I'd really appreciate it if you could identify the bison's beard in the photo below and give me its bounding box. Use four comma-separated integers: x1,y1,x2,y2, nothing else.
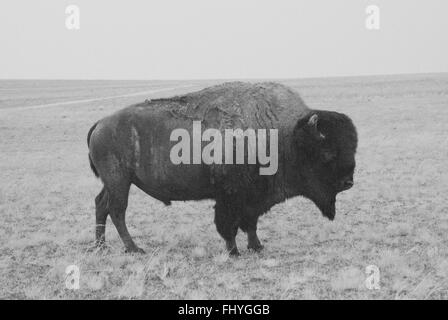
310,194,336,221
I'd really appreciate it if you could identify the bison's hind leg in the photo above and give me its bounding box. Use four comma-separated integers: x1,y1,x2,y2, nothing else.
94,187,109,249
106,180,145,254
94,158,145,254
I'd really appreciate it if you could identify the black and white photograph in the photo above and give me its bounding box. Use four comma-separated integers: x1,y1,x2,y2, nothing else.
0,0,447,302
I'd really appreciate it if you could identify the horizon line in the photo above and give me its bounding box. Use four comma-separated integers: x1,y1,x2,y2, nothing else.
1,71,447,82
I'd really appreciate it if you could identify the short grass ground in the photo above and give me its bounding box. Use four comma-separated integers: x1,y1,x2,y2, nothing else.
0,74,447,299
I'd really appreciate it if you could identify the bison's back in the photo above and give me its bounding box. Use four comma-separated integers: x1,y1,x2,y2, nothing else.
132,82,310,131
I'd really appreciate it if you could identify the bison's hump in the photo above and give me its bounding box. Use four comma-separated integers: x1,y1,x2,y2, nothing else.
137,82,310,130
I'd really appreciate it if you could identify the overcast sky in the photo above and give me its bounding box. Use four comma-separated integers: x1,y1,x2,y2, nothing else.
1,0,447,80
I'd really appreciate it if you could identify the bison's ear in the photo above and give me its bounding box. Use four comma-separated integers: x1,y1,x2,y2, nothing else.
307,114,325,140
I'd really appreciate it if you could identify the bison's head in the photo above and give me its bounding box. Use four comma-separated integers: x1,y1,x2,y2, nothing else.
293,111,358,220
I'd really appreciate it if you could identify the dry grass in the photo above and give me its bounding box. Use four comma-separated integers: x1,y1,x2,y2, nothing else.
0,74,447,299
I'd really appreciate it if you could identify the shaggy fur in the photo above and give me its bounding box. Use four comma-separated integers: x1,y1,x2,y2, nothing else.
87,82,358,255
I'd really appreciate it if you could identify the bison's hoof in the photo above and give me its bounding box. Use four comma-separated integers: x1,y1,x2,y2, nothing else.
125,247,146,254
229,247,240,257
89,242,110,253
248,244,264,253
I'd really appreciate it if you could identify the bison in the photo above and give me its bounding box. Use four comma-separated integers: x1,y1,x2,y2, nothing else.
87,82,357,255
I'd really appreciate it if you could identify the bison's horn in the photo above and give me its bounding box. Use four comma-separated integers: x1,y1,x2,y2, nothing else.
308,114,325,140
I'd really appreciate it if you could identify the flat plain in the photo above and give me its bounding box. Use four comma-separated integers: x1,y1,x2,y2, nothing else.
0,74,447,299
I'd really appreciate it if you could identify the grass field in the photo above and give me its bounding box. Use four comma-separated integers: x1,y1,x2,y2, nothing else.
0,74,447,299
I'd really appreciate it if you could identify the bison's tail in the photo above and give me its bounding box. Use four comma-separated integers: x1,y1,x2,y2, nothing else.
87,121,100,178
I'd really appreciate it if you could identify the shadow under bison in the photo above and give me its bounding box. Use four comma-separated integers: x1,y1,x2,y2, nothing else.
87,82,357,255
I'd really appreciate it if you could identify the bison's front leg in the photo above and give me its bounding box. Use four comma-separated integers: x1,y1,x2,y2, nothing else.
240,213,264,252
214,198,240,256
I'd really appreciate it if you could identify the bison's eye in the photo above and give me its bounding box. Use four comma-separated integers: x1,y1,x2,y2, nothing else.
321,149,337,163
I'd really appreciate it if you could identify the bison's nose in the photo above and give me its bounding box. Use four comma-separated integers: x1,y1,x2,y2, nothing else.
342,180,354,190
